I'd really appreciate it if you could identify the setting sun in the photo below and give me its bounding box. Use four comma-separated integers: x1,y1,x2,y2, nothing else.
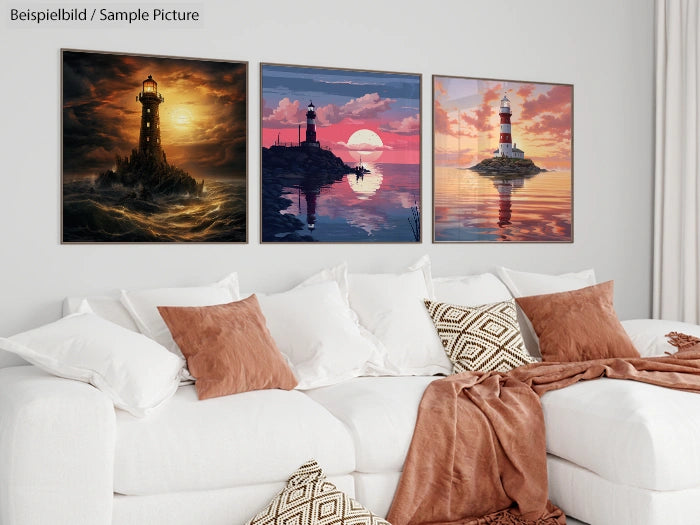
346,129,384,162
171,107,193,127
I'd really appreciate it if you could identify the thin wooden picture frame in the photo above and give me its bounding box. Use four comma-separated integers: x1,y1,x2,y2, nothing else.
260,62,422,243
61,49,248,243
433,74,573,243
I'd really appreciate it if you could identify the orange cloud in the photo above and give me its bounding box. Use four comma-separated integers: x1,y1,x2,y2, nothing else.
434,79,447,96
482,83,502,104
524,112,572,140
516,84,535,99
461,83,502,133
521,85,571,121
434,99,456,135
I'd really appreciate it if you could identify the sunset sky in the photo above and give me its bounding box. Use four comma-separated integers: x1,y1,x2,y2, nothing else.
434,76,572,170
63,51,246,179
262,65,420,165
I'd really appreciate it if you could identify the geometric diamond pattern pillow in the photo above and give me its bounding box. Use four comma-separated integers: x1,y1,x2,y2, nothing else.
246,459,390,525
424,299,534,373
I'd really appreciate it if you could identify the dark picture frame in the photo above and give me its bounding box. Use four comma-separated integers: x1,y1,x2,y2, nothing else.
61,49,248,243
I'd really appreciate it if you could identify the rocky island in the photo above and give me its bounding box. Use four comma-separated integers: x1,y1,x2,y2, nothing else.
469,156,546,175
97,149,204,198
262,145,353,177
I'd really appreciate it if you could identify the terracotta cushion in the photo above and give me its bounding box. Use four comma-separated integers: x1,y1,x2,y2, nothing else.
515,281,639,362
158,295,297,399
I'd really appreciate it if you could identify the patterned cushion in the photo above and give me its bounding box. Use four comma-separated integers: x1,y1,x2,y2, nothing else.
424,299,534,373
246,460,389,525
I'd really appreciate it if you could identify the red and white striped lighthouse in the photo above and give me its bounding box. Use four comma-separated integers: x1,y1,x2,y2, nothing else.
304,100,320,147
497,94,513,158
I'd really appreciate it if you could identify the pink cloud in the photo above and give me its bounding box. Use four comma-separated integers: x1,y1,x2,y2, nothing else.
261,99,274,118
263,97,306,127
341,93,395,119
336,141,393,152
267,93,396,129
380,114,420,135
315,104,343,125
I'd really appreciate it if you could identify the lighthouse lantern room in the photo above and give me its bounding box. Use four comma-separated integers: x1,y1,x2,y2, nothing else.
137,75,164,158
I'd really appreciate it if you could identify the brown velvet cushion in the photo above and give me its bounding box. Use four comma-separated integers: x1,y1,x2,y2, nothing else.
515,281,639,362
158,295,297,400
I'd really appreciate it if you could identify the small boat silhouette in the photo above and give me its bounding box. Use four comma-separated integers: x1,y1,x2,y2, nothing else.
353,156,371,175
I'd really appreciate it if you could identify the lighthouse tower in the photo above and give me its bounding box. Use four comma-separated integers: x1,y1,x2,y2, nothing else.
303,101,320,148
137,75,164,158
497,94,513,158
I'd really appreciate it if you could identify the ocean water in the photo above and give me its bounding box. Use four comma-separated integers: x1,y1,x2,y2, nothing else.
434,167,572,242
263,162,420,242
63,177,246,242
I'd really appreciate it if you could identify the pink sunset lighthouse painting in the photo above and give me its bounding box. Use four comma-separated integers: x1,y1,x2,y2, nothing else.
261,64,421,243
433,75,573,242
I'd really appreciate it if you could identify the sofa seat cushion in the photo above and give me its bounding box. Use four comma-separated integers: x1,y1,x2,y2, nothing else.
305,376,440,474
542,377,700,491
113,475,356,525
114,385,355,495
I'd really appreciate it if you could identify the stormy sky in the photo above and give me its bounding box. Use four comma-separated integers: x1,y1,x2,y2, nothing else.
63,50,246,179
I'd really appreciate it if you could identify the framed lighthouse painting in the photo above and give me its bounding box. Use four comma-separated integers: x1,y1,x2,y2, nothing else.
433,75,573,243
260,63,421,243
61,49,248,243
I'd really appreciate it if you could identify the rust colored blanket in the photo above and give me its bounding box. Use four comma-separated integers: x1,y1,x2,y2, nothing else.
387,344,700,525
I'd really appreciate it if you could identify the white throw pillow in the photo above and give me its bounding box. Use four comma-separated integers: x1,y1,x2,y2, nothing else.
348,257,451,376
622,319,700,357
0,349,28,369
298,262,352,306
0,311,184,417
63,295,140,332
120,273,240,364
495,267,597,358
496,267,596,297
433,273,513,306
257,278,381,389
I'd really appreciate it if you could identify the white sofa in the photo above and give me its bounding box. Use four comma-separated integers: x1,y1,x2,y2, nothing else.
2,269,700,525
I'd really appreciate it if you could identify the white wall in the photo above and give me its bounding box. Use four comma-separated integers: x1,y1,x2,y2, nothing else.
0,0,655,335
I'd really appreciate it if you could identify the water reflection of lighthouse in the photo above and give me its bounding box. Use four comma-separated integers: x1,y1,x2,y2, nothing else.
493,177,524,232
298,183,320,231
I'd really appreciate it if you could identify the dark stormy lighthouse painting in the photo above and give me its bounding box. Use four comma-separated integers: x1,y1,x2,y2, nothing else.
62,50,247,243
261,64,421,243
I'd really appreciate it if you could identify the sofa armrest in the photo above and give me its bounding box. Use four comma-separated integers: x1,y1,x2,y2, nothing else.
0,366,115,525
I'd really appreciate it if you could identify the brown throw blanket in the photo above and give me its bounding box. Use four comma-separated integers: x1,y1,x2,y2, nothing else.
387,339,700,525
